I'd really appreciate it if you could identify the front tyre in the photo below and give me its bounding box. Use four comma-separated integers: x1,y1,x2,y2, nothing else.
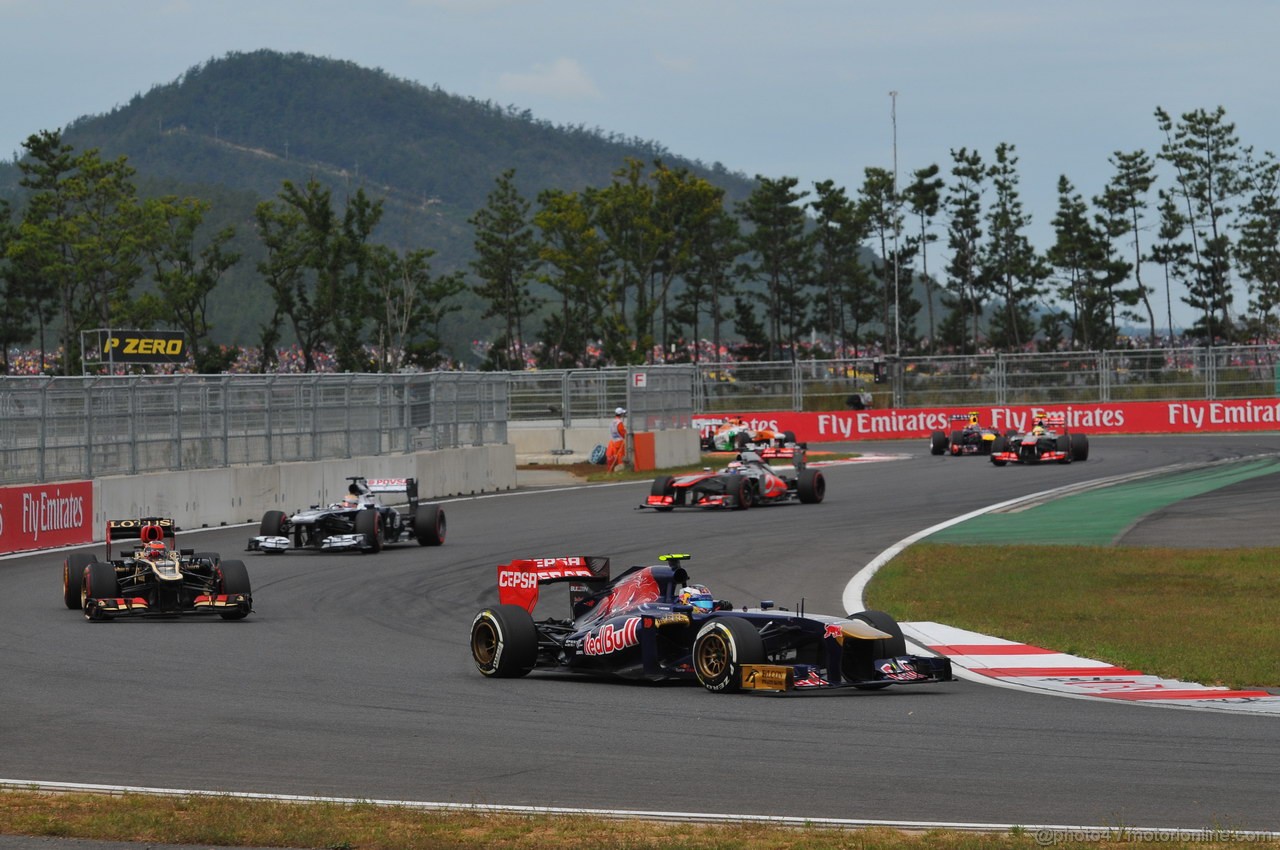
216,559,253,620
471,605,538,678
844,609,907,689
649,476,675,511
797,468,826,504
1071,432,1090,461
414,504,446,546
929,431,948,455
355,509,383,553
692,617,765,693
990,436,1008,466
83,562,119,620
259,510,287,537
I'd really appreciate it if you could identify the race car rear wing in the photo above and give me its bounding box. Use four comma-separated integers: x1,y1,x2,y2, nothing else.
1030,411,1067,430
105,517,176,559
354,477,419,511
496,556,611,613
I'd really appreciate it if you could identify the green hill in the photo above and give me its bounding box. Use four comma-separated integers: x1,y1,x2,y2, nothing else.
0,50,760,358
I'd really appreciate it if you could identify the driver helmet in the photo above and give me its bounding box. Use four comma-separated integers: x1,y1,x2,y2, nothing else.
342,494,360,508
1032,425,1045,436
726,460,744,472
679,584,715,612
144,540,166,559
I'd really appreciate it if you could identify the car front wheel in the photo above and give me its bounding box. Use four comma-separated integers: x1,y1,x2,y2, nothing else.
692,617,765,693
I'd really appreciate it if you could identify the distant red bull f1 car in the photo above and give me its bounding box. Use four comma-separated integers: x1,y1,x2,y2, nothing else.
990,413,1089,465
930,411,1004,456
469,553,952,694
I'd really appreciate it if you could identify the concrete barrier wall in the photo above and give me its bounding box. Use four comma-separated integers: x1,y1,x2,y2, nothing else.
88,424,694,533
651,429,700,469
92,443,517,530
509,422,700,469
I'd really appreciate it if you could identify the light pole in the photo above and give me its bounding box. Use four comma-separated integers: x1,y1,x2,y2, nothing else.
890,90,901,361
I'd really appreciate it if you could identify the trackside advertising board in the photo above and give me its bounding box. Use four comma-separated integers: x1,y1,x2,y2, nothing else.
0,482,94,555
82,329,186,365
695,398,1280,444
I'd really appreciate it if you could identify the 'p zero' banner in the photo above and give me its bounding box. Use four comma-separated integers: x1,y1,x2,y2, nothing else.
696,398,1280,444
84,329,186,365
0,482,94,555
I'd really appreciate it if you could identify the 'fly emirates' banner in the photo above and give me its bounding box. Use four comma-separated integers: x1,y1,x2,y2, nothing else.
0,481,94,555
695,398,1280,443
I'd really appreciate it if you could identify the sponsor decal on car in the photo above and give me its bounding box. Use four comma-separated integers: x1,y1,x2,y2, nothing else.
582,617,640,656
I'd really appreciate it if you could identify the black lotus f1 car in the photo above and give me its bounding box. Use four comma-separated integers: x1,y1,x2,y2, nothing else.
990,413,1089,466
469,553,952,693
641,450,825,511
62,517,252,621
247,476,446,554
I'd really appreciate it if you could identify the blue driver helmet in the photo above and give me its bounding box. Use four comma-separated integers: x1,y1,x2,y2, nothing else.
679,584,715,612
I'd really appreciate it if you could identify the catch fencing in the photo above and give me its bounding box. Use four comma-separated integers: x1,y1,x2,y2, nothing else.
4,345,1276,485
0,372,507,486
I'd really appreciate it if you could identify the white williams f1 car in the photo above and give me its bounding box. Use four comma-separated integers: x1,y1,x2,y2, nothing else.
247,476,446,554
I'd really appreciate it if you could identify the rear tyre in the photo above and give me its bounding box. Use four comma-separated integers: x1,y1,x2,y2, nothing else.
734,432,749,450
929,431,948,455
1071,432,1090,461
216,559,252,620
355,509,383,553
259,510,286,537
797,468,826,504
845,609,907,689
692,617,765,693
471,605,538,678
414,504,446,546
63,553,97,609
780,430,796,444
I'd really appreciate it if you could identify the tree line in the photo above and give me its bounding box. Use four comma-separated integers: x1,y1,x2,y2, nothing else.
3,104,1277,375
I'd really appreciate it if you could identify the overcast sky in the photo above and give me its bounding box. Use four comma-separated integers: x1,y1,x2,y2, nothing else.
3,0,1276,326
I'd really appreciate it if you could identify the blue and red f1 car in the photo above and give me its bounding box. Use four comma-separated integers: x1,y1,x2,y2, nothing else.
469,553,952,693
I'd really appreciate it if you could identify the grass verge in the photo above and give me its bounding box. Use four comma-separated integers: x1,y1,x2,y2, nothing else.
0,790,1262,849
866,542,1280,690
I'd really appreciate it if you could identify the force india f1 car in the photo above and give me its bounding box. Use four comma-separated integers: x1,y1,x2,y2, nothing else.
930,411,1005,456
470,554,952,693
247,476,445,554
642,449,825,511
990,413,1089,466
700,417,797,452
61,517,252,621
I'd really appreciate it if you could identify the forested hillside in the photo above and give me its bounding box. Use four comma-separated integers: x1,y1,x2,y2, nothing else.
0,50,759,354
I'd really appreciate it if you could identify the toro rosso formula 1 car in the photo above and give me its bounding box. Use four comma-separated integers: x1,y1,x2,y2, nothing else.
247,476,445,554
470,553,952,693
641,450,825,511
930,411,1004,456
61,517,252,621
990,413,1089,466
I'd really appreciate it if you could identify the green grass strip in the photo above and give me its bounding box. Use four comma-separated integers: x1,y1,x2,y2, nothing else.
868,542,1280,688
929,457,1280,546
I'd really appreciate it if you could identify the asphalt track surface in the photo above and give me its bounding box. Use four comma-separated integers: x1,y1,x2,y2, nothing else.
4,433,1280,835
